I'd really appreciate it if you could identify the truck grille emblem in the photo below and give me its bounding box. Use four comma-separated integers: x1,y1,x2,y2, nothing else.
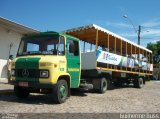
22,69,29,77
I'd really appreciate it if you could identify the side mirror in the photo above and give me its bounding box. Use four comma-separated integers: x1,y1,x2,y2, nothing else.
69,43,75,53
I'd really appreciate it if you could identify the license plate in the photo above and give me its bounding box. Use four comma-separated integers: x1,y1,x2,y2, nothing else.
19,82,28,87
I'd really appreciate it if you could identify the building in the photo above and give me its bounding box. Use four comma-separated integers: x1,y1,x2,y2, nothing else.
0,17,39,80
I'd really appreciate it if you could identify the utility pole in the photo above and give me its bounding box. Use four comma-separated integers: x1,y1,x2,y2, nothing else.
123,15,143,46
138,25,141,45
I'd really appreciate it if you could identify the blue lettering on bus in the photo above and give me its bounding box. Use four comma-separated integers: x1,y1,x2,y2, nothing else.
106,54,117,61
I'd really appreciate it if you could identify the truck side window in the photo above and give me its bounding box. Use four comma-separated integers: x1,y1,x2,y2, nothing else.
67,39,79,56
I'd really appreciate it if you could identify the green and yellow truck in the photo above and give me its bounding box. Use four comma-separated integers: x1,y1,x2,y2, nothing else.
10,24,153,103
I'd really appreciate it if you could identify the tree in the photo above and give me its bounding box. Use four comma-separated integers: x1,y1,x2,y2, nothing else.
157,41,160,54
146,41,160,64
146,42,157,55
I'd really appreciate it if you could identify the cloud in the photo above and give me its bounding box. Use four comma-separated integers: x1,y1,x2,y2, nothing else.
119,32,137,37
150,39,160,43
122,19,159,46
105,21,132,29
142,21,160,27
115,29,160,47
141,29,160,37
142,18,160,27
120,28,160,39
140,18,160,44
102,18,160,47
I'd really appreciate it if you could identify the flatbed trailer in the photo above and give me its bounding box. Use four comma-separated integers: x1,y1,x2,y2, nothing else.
65,24,153,87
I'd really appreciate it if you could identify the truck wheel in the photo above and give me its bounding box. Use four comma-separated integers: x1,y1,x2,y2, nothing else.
14,86,29,98
134,77,143,88
99,77,108,93
53,80,68,104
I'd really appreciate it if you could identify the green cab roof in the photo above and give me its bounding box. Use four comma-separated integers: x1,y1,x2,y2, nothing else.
22,31,79,41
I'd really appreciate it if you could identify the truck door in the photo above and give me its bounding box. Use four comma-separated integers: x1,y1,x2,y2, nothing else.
66,38,80,88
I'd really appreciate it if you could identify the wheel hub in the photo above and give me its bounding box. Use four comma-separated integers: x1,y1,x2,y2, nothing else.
60,85,66,99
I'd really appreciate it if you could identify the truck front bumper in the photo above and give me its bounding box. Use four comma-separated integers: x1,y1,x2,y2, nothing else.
9,81,55,89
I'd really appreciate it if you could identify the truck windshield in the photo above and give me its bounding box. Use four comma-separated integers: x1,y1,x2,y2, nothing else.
17,35,65,56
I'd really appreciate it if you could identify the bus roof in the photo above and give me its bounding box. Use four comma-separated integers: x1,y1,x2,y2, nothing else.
63,24,152,53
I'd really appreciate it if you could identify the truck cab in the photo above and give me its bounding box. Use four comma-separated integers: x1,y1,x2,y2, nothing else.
11,32,81,103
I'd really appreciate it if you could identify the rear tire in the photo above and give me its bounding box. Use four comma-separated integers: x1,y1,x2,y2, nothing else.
134,77,143,88
52,80,68,104
99,77,108,93
14,86,29,98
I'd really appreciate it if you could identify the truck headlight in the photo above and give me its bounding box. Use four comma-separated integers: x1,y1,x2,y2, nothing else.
11,69,15,76
40,70,49,78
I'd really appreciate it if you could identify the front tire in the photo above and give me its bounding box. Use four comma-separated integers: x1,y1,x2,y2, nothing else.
53,80,68,104
14,86,29,98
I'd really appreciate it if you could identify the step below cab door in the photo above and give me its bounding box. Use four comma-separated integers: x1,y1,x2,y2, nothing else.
66,38,80,88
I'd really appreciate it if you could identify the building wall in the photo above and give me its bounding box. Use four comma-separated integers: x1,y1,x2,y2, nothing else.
0,26,22,79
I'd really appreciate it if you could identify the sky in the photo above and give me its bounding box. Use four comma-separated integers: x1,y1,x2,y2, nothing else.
0,0,160,47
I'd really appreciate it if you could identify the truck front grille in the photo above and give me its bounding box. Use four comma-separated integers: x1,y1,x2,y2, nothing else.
16,69,39,78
